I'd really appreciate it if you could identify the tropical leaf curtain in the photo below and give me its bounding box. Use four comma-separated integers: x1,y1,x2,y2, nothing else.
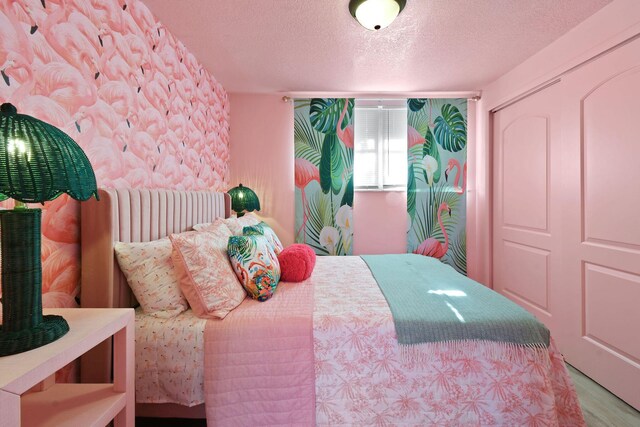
294,98,355,255
407,98,467,275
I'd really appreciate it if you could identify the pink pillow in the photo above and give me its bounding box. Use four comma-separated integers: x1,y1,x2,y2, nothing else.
192,217,232,233
170,224,246,319
277,244,316,282
222,213,261,235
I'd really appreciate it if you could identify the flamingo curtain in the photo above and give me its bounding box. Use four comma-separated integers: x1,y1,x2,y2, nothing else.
294,98,354,255
407,98,468,275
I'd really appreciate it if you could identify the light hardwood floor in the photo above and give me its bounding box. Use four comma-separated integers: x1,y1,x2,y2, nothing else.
567,364,640,427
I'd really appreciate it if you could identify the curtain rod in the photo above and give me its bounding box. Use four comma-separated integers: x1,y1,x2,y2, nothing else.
281,92,481,103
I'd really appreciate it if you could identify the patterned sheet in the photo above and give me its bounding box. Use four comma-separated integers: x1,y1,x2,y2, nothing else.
135,308,206,406
313,256,584,426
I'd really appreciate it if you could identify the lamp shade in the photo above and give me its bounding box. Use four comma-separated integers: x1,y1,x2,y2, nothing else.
0,103,98,203
349,0,406,31
228,184,260,217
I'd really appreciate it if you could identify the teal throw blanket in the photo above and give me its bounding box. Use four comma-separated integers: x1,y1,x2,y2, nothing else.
361,254,549,348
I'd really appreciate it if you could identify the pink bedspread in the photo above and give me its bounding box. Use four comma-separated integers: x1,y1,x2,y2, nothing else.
204,256,585,426
204,280,315,426
312,256,585,426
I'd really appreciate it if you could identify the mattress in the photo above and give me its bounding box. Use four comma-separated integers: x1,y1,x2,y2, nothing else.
135,308,207,406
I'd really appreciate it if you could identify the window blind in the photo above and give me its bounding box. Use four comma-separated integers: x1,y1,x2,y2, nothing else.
354,99,407,190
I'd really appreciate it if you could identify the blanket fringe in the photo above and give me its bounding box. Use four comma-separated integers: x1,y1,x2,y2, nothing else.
399,340,551,366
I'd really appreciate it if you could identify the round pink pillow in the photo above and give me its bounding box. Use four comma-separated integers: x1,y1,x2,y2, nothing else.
277,244,316,282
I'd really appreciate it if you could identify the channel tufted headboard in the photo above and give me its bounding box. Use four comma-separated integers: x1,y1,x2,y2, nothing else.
79,188,230,385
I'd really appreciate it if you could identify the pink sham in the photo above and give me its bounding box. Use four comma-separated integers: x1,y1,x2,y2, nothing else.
192,218,232,233
222,213,260,235
170,226,245,319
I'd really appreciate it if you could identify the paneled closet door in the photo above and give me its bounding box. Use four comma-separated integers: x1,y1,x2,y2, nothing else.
492,83,564,340
560,36,640,409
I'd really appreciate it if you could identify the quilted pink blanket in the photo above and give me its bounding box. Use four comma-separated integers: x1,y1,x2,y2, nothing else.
204,281,315,426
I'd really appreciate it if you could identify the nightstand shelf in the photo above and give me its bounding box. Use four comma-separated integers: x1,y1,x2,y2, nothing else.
0,308,134,427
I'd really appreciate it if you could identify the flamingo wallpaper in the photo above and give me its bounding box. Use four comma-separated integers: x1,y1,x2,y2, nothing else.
294,98,354,255
407,99,467,275
0,0,229,336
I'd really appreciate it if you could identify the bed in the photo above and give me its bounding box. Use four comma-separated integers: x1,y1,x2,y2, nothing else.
80,188,585,425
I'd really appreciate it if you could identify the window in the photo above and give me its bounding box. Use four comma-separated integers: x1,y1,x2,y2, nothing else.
354,99,407,190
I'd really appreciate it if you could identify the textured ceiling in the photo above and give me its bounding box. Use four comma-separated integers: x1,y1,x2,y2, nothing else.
142,0,612,93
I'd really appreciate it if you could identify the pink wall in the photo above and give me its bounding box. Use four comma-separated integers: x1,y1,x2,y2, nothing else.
352,191,407,254
229,94,295,246
0,0,229,335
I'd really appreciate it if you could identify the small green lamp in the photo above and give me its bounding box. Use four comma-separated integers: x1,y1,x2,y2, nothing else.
0,103,98,357
227,184,260,217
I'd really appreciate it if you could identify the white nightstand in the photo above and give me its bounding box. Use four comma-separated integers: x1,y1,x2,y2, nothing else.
0,308,134,427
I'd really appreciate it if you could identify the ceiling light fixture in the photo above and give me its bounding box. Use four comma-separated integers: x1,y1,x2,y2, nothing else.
349,0,406,31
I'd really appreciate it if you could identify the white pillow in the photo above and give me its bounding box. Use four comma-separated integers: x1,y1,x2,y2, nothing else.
115,238,188,318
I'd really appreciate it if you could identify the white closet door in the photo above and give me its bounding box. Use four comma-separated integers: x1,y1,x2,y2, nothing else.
492,83,564,340
559,36,640,409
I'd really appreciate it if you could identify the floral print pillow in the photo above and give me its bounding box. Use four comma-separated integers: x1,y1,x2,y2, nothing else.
115,238,188,318
223,212,261,235
170,223,246,319
192,218,232,233
243,221,284,254
227,235,281,301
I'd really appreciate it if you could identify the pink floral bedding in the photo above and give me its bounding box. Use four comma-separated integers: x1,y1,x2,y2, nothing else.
312,256,584,426
137,256,585,425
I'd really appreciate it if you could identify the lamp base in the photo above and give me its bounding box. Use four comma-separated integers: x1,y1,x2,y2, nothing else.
0,314,69,357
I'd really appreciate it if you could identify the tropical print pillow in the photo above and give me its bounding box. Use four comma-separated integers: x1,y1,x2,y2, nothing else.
227,235,281,301
243,221,284,254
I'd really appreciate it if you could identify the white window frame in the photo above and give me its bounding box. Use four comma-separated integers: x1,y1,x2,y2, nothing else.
354,99,407,191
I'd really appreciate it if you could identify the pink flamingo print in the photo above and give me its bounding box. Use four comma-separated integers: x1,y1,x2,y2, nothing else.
408,125,426,148
42,244,80,296
413,202,452,259
1,52,35,104
445,159,467,195
84,134,125,185
41,10,101,82
0,3,32,67
42,195,80,244
87,0,125,33
98,80,136,118
336,99,354,148
35,62,97,115
295,158,320,242
20,94,72,128
137,107,167,140
0,0,232,325
43,291,78,309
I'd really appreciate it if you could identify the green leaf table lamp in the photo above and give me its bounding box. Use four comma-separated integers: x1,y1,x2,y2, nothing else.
228,184,260,217
0,102,98,357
